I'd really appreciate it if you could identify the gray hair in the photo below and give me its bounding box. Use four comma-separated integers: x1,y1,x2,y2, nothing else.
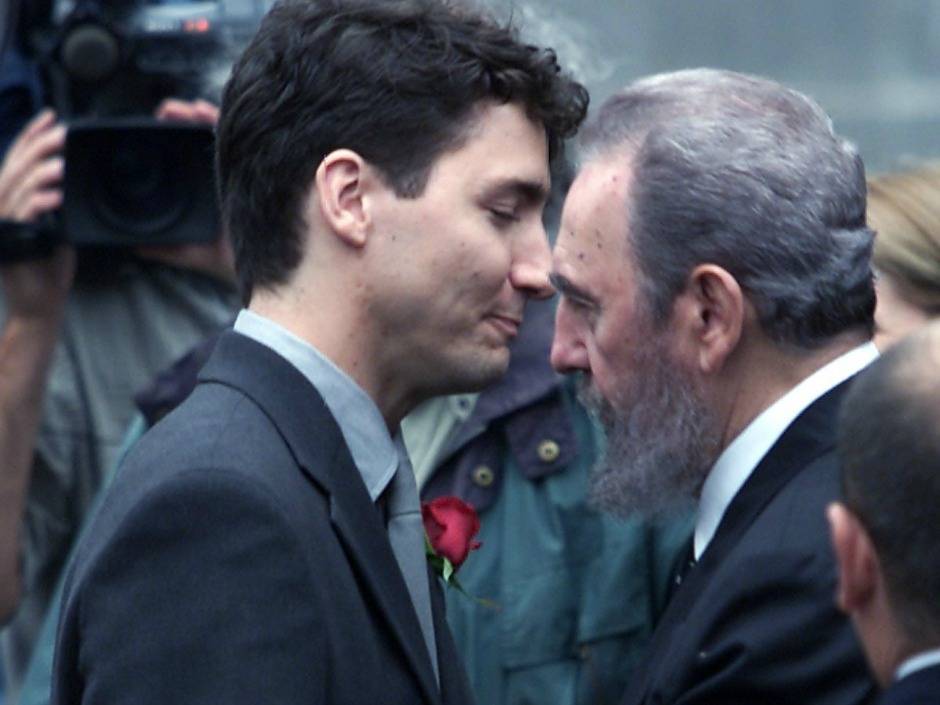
582,69,875,348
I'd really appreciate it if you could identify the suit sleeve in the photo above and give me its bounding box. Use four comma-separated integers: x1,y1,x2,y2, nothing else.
55,468,328,705
675,548,876,705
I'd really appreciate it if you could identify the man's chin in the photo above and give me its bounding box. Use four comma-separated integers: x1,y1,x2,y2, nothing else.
430,347,510,396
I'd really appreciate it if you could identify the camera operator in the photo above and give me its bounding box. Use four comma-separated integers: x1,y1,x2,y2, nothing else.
0,94,237,701
0,107,73,620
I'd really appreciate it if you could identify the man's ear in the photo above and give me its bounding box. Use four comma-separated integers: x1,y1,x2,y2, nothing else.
672,264,744,375
313,149,372,249
828,502,879,615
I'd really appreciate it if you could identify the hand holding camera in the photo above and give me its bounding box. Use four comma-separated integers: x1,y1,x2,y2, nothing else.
0,108,74,322
0,109,65,223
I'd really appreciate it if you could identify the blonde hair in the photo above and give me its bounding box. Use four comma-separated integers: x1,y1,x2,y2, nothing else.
868,163,940,313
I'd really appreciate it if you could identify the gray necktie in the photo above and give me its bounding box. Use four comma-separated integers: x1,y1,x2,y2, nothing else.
386,446,440,684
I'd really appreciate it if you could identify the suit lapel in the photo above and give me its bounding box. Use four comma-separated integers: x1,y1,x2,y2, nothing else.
623,379,853,705
200,331,441,705
329,496,442,705
428,566,474,705
698,378,850,572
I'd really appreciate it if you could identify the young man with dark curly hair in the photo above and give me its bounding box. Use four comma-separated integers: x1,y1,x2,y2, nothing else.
51,2,587,704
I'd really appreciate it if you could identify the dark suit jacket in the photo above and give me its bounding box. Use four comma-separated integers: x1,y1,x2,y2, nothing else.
879,664,940,705
620,380,877,705
51,331,475,705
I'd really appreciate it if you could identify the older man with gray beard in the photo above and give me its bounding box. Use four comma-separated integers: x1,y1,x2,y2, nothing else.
550,68,879,705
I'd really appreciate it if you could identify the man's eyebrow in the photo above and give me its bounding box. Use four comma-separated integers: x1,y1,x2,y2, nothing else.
484,178,549,205
549,272,593,303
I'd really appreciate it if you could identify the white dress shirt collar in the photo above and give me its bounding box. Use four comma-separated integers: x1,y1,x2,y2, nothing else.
694,342,879,560
896,647,940,682
234,309,399,502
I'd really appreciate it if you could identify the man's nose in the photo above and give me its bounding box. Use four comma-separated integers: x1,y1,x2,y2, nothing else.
550,301,589,373
510,222,553,299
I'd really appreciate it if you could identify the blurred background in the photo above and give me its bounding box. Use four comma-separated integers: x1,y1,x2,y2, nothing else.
4,0,940,171
491,0,940,173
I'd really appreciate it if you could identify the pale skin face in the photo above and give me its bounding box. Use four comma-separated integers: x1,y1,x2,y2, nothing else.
366,101,554,408
549,157,651,405
874,272,931,350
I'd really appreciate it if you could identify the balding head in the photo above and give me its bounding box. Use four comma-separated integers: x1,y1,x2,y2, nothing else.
838,321,940,654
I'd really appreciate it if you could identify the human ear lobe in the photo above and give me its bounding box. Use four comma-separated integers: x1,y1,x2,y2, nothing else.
675,264,744,375
828,503,877,614
314,149,370,248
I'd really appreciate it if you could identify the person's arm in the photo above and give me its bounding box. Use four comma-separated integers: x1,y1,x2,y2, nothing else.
0,110,73,620
0,99,231,621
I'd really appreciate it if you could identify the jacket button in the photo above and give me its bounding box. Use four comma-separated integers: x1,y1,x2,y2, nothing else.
472,465,495,487
537,439,560,463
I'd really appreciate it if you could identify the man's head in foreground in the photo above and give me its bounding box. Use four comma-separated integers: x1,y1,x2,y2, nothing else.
829,322,940,686
215,0,588,422
550,68,876,517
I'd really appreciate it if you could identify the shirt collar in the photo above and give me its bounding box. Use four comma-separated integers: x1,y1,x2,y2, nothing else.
234,309,398,502
694,341,879,559
896,648,940,682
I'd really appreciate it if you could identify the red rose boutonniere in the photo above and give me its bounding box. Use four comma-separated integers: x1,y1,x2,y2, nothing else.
422,496,482,587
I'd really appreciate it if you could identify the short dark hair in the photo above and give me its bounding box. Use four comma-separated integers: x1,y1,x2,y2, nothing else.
838,322,940,648
581,69,875,348
216,0,588,301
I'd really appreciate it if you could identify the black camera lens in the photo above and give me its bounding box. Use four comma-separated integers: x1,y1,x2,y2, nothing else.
64,119,219,248
93,131,190,237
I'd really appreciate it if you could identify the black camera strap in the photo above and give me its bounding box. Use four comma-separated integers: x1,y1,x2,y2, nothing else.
0,218,62,262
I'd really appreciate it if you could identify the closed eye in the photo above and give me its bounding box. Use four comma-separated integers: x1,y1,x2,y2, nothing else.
549,272,595,309
488,208,520,226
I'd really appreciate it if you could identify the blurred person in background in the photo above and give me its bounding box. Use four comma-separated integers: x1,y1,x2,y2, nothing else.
829,321,940,704
0,59,238,704
867,163,940,349
0,47,42,158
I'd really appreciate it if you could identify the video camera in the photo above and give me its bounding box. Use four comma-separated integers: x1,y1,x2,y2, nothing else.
0,0,270,261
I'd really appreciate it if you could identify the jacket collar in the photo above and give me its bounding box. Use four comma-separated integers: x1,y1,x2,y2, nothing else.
644,378,852,647
199,331,442,705
622,378,856,705
888,662,940,704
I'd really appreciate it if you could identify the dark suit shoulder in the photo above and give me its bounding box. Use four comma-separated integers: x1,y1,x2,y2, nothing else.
55,447,332,705
106,380,325,523
630,453,874,704
691,450,872,703
54,341,470,705
734,445,840,561
880,665,940,705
